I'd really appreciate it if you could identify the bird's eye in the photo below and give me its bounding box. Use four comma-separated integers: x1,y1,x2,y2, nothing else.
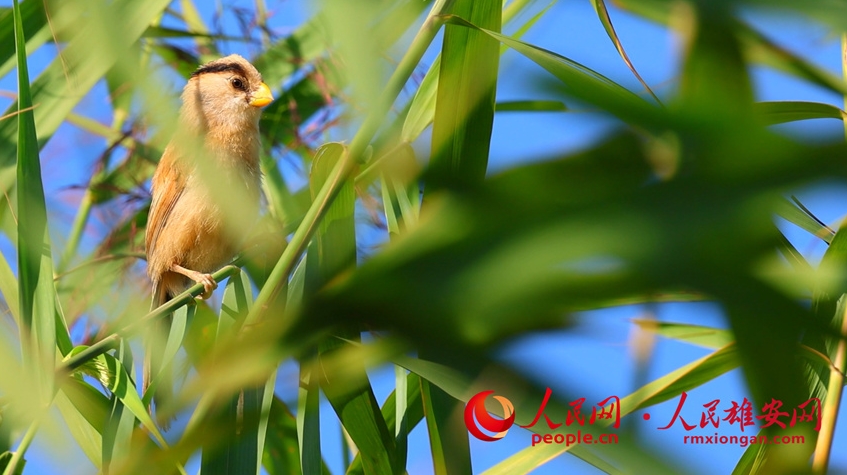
231,78,246,91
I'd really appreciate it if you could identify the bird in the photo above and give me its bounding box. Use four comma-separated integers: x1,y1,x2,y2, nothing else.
143,54,273,425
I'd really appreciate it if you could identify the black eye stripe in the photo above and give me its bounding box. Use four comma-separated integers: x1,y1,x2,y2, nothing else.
191,62,248,78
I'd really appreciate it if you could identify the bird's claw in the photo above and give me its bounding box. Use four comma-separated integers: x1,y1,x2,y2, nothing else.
197,274,217,300
170,264,219,300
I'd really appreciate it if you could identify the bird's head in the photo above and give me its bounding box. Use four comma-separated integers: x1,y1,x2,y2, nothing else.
181,54,273,134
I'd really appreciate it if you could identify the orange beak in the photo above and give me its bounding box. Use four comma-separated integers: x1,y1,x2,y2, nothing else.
249,82,273,107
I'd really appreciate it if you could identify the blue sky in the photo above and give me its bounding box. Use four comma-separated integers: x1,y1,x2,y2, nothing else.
3,0,847,474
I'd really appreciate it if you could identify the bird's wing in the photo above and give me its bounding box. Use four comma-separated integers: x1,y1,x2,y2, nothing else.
145,144,187,262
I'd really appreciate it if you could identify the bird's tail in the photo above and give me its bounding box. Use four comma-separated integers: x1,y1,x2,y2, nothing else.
143,280,175,430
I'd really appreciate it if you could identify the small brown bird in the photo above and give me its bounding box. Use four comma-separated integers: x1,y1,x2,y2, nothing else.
144,54,273,420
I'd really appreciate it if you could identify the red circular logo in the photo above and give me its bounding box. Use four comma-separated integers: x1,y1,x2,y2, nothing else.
464,390,516,441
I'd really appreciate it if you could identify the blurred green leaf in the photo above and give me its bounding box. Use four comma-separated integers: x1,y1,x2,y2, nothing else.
755,101,847,125
374,143,421,473
13,0,57,416
216,270,253,340
179,0,218,62
495,100,567,112
675,3,752,120
65,346,168,448
252,15,330,87
262,396,332,475
319,342,396,475
378,143,421,237
401,54,442,142
256,373,277,475
261,396,301,475
101,341,136,474
141,25,239,40
0,0,48,79
810,226,847,396
402,0,550,143
297,121,847,471
306,143,397,475
143,304,190,410
777,231,816,278
670,6,812,437
393,366,409,471
428,0,501,191
348,372,424,475
631,320,734,349
59,377,111,438
483,442,623,475
425,3,503,471
259,73,332,153
420,376,471,475
0,452,24,475
0,0,172,195
0,248,19,325
56,380,105,468
443,15,664,128
614,0,847,96
201,270,272,475
808,185,847,472
296,364,322,475
776,197,835,244
588,0,660,104
199,384,268,475
151,43,200,77
739,22,847,96
302,134,654,348
305,143,356,287
259,150,300,227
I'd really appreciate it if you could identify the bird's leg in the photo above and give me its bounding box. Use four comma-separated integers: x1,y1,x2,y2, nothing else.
170,264,218,299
